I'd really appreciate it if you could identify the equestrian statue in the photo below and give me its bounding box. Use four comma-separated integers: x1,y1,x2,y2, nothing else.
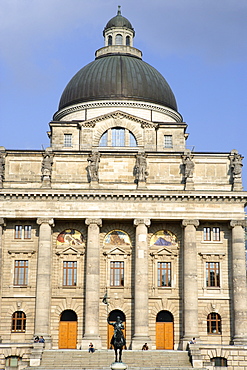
108,316,126,362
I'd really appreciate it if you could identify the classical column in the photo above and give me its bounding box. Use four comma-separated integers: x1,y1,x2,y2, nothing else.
182,219,200,349
0,218,5,341
131,218,151,349
35,218,54,347
81,218,102,349
230,220,247,344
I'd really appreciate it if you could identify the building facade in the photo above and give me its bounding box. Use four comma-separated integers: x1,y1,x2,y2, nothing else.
0,7,247,369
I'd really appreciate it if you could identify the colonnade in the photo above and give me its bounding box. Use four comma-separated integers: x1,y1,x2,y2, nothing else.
30,217,247,348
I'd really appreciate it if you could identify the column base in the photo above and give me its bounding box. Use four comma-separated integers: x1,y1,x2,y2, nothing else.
131,335,151,350
232,336,247,345
81,335,102,350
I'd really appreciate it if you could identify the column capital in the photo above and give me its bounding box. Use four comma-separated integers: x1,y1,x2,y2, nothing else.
230,220,246,229
0,217,5,226
182,219,199,228
133,218,151,227
85,218,102,227
37,218,54,227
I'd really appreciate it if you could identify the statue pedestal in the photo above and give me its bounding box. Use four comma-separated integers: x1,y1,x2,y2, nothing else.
111,362,127,370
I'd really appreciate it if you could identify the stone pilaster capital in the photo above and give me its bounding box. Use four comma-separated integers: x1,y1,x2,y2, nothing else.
230,220,247,229
0,217,5,227
133,218,151,227
182,219,199,228
37,218,55,227
85,218,102,227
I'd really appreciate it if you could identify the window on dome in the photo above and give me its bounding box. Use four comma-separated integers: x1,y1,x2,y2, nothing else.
126,36,130,46
108,35,112,46
99,128,137,147
116,34,123,45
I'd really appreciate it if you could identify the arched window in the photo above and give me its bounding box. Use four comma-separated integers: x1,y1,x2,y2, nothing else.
60,310,77,322
12,311,26,332
126,36,130,46
211,357,227,367
116,34,123,45
6,356,20,367
207,312,221,334
108,35,112,46
156,310,173,323
99,128,137,147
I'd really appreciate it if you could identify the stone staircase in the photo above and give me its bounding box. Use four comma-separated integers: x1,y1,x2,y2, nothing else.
27,349,198,370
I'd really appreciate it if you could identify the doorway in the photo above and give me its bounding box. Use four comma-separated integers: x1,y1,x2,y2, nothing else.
156,310,174,350
59,310,77,349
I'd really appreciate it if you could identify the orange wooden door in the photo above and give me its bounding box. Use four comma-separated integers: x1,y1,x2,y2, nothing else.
59,321,77,349
107,323,126,349
156,322,173,350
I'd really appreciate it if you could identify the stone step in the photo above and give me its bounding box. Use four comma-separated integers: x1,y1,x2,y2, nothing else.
28,350,193,369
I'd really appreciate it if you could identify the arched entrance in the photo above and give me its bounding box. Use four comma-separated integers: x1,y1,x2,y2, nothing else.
156,310,174,350
108,310,126,349
59,310,77,349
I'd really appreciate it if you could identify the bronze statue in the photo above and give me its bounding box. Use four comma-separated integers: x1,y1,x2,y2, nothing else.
108,316,126,362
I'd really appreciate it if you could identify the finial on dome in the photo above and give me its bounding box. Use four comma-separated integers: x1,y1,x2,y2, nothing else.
117,5,121,15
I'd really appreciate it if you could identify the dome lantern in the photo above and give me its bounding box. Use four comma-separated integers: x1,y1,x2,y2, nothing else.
96,5,140,59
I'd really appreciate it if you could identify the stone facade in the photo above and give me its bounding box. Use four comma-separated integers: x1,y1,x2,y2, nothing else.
0,7,247,370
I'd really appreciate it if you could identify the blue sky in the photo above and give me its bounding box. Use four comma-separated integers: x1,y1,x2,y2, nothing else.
0,0,247,189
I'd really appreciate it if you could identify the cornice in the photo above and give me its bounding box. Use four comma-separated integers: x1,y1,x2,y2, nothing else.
53,100,183,123
0,190,246,204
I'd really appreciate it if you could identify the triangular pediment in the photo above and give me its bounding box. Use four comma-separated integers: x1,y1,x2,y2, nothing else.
82,110,158,129
103,246,131,256
150,247,177,257
56,246,84,256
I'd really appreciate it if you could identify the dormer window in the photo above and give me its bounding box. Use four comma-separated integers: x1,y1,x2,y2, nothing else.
126,36,130,46
116,34,123,45
108,35,112,46
99,127,137,147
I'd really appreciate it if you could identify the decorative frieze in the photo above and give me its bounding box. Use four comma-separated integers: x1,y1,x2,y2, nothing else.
53,100,183,122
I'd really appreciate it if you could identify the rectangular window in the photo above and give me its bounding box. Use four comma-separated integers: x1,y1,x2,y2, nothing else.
110,261,124,286
64,134,72,147
164,135,173,148
212,227,220,241
24,225,32,239
14,260,28,286
158,262,171,287
14,225,22,239
203,227,211,241
63,261,77,286
206,262,220,287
